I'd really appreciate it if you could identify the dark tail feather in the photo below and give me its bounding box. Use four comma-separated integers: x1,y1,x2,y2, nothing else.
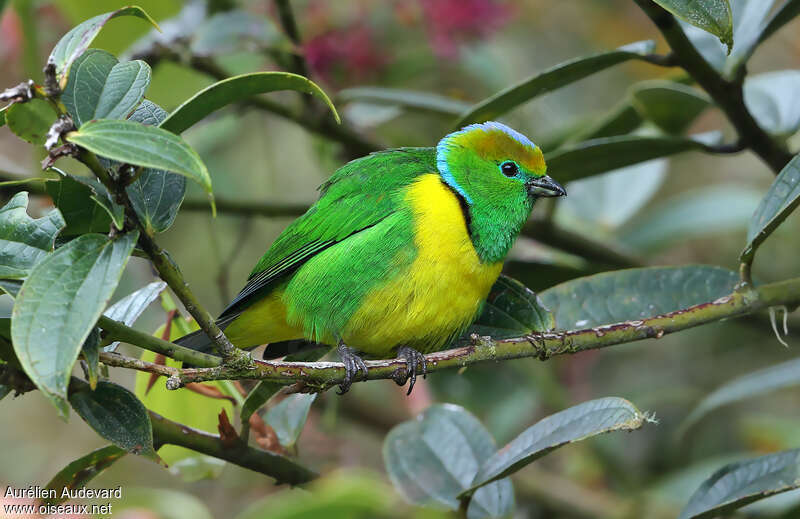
173,328,218,355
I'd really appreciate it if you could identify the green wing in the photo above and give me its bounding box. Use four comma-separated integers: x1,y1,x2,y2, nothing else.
218,147,436,320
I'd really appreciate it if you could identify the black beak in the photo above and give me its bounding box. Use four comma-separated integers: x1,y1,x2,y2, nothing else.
526,175,566,198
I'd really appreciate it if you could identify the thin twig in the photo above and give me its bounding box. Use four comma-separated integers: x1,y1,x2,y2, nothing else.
99,351,179,377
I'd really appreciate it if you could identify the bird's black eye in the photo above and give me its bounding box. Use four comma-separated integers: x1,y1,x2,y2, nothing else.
500,161,518,177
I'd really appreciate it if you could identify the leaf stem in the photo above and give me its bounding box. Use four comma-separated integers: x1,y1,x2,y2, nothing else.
633,0,793,174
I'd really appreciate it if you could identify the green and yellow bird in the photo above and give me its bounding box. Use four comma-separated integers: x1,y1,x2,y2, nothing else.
178,121,565,393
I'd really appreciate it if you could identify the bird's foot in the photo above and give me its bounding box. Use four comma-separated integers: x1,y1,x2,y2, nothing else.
337,342,368,395
396,346,427,395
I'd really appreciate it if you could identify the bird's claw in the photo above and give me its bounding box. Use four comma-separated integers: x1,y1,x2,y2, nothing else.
396,346,427,395
337,342,368,395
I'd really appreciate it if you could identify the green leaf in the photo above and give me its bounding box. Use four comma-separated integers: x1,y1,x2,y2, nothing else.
466,275,554,339
454,40,655,127
759,0,800,47
61,49,118,127
680,449,800,519
654,0,733,50
11,232,137,417
384,404,514,518
338,87,471,116
571,101,644,142
0,192,65,279
465,397,648,493
744,71,800,137
265,394,317,449
41,445,126,506
539,265,738,330
630,81,711,134
48,5,159,86
169,456,226,482
560,159,667,228
95,60,151,120
69,380,160,461
160,71,340,134
103,280,167,352
123,100,187,234
621,186,761,250
742,155,800,263
6,99,57,145
81,328,101,389
545,133,717,183
190,10,282,56
682,357,800,433
45,172,114,235
66,119,213,198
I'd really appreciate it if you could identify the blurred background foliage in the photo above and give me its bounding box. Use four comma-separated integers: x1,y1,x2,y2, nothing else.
2,0,800,518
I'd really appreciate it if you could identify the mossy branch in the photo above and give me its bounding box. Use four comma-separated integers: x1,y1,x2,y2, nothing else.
98,277,800,392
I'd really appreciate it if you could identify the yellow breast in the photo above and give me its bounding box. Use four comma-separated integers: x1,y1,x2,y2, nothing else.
343,174,503,355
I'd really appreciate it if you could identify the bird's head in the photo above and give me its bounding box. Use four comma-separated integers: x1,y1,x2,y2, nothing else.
435,121,565,209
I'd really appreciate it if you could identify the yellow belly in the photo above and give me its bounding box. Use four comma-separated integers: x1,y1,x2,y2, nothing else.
223,287,302,349
342,174,502,355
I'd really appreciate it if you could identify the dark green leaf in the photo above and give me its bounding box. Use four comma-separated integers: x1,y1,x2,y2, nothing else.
455,40,655,127
466,397,647,492
42,445,126,506
82,328,101,389
66,120,212,198
744,71,800,137
630,81,711,134
654,0,733,50
571,101,643,142
160,71,340,134
466,275,554,339
621,186,761,250
265,394,317,449
539,265,739,330
61,49,119,127
545,133,717,183
384,404,514,518
0,192,65,279
11,232,137,417
680,449,800,519
682,357,800,433
6,99,57,145
69,380,160,461
338,87,471,116
759,0,800,47
190,10,282,56
742,155,800,263
45,172,114,235
94,60,151,121
48,6,159,86
120,100,187,234
104,280,167,352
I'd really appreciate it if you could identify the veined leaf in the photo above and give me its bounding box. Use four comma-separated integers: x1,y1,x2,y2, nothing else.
0,192,65,279
338,87,471,116
6,99,57,145
69,380,160,462
160,72,340,134
48,5,159,87
455,40,655,127
539,265,738,330
103,280,167,352
42,445,126,506
465,397,648,492
682,357,800,432
45,172,114,235
742,155,800,263
384,404,514,518
466,275,554,339
66,119,212,199
655,0,733,50
11,232,137,417
545,133,717,183
680,449,800,518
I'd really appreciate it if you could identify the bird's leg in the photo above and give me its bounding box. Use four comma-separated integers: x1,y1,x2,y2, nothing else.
336,341,368,395
396,346,427,395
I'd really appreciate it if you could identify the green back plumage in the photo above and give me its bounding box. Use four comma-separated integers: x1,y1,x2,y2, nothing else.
219,147,436,321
